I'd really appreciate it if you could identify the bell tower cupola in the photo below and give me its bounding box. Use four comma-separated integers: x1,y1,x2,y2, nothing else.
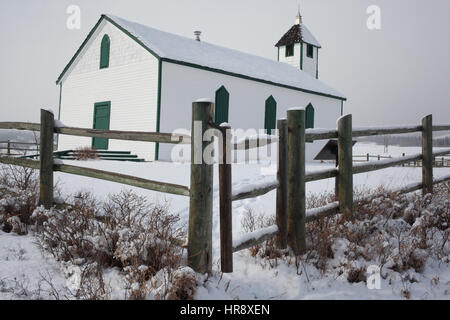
275,8,321,79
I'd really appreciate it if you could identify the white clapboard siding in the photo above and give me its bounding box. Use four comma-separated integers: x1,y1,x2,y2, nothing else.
58,20,159,160
278,43,301,69
158,61,341,162
301,43,318,78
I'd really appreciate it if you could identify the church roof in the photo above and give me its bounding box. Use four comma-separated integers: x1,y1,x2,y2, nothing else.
56,15,343,100
275,23,321,48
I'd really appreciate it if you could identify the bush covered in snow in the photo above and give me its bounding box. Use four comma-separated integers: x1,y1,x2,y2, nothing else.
0,166,39,234
0,165,198,300
32,190,189,299
240,183,449,298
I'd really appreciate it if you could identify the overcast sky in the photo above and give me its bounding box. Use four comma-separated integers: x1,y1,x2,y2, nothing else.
1,0,449,127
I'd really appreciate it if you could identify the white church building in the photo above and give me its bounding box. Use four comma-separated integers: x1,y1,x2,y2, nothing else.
56,11,346,161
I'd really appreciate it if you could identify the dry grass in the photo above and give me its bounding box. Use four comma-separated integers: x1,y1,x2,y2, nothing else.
73,147,98,160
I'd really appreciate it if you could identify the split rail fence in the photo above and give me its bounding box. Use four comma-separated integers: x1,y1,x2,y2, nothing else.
215,110,450,273
1,105,450,275
0,140,39,156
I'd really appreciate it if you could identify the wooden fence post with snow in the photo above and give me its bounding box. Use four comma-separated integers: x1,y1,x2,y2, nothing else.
188,100,214,274
39,109,54,209
337,114,353,217
219,123,233,273
287,108,306,255
276,118,288,249
421,114,433,194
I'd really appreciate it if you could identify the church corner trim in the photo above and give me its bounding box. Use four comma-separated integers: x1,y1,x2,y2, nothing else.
155,58,162,161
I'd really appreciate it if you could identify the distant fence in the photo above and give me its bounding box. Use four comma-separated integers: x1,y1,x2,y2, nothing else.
0,140,39,156
353,153,450,167
1,107,450,275
353,154,392,162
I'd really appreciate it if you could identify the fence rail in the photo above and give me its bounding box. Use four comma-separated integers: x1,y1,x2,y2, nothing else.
54,126,190,144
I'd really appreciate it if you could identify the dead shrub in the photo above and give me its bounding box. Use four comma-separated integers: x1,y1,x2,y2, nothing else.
0,165,40,233
75,263,111,300
73,147,98,160
240,208,282,267
166,267,199,300
346,266,367,283
34,189,187,300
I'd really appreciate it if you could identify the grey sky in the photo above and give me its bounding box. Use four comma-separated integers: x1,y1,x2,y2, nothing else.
1,0,449,127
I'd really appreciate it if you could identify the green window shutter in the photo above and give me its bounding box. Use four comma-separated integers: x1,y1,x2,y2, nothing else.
100,35,110,69
306,103,315,129
215,86,230,124
264,96,277,134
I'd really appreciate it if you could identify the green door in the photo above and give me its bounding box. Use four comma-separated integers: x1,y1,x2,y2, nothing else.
92,102,111,150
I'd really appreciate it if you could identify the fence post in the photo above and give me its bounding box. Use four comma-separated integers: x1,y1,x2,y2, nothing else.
287,109,306,255
276,119,288,249
219,124,232,273
337,114,353,218
39,109,54,209
421,114,433,195
7,140,11,155
188,100,214,274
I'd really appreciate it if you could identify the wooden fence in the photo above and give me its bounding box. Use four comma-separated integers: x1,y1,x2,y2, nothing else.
353,154,392,162
1,107,450,275
215,111,450,273
0,140,39,156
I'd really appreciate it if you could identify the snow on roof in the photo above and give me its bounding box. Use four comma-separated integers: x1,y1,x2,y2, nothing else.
104,15,345,100
300,24,321,48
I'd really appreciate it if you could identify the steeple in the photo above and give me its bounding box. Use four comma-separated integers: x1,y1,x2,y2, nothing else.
275,7,322,79
296,6,302,25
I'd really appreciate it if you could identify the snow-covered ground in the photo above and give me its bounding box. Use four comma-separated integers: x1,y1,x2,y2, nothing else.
1,142,449,299
0,231,68,299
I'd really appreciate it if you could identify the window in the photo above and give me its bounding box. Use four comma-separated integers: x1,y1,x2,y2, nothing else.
285,44,294,57
306,44,314,58
100,35,110,69
264,96,277,134
306,103,315,129
215,86,230,125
